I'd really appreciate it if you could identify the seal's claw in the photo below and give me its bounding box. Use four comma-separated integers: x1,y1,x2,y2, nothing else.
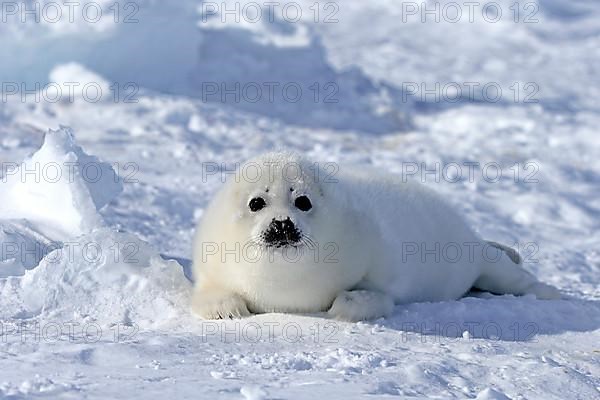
328,290,394,322
192,289,251,320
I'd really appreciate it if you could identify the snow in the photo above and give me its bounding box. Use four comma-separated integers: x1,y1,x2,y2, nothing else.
48,63,112,103
2,228,191,327
476,388,512,400
1,0,600,399
0,127,121,241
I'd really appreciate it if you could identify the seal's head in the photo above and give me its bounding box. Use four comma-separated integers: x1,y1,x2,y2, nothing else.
235,153,321,252
194,152,369,313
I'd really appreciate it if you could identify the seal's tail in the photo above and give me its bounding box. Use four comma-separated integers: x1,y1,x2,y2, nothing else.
486,241,522,264
472,241,561,300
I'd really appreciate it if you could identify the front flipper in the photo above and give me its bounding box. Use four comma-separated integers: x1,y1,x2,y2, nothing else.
191,287,251,319
328,290,394,321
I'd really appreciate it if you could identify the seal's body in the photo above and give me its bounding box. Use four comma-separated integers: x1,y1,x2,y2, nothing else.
192,152,559,321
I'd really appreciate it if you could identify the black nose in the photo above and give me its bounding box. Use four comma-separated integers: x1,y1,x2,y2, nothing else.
264,217,301,246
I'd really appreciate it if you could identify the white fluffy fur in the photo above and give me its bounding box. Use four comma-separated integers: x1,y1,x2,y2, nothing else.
192,152,560,321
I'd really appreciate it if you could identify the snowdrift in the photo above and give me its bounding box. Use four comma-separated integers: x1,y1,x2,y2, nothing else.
0,127,122,240
0,128,191,328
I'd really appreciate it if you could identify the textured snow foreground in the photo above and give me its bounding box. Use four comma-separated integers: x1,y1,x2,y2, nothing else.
1,1,600,399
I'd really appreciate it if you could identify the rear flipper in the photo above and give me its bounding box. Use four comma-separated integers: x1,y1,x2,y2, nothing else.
473,241,561,300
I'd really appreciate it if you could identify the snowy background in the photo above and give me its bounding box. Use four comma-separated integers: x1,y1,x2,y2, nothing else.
1,0,599,398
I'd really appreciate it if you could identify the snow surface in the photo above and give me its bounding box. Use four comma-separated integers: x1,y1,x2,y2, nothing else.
1,0,599,399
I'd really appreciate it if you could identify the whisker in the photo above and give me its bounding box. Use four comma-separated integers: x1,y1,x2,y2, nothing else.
303,235,317,249
247,234,264,246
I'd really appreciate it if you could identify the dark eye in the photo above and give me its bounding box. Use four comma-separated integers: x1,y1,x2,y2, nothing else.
249,197,266,212
294,195,312,212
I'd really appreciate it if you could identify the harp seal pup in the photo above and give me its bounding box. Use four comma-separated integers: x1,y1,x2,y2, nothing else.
191,152,560,321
